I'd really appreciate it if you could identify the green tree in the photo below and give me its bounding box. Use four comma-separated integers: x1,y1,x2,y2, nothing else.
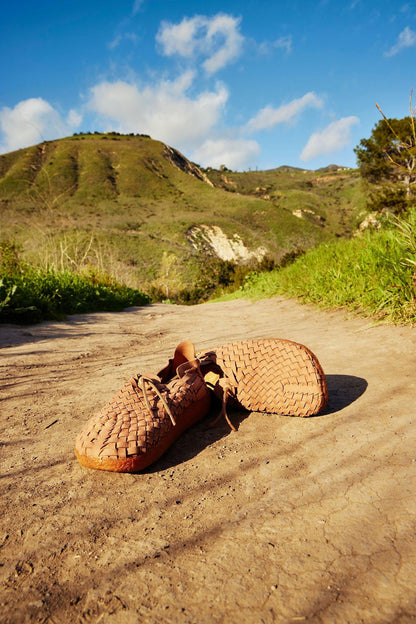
366,182,408,216
354,98,416,212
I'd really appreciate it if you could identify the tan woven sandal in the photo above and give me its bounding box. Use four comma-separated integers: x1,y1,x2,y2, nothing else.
197,338,328,427
74,341,211,473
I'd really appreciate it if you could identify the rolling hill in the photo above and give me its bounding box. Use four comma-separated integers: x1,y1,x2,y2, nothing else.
0,133,365,300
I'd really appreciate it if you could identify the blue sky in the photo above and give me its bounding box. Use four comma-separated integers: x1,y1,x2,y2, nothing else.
0,0,415,170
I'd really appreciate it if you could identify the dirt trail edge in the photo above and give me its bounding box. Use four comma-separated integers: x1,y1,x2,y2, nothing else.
1,297,415,624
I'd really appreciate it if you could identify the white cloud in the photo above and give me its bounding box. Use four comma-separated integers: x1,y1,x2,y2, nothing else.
156,14,244,74
87,72,228,150
259,35,293,55
66,109,82,128
109,31,138,50
384,26,416,56
109,34,122,50
203,14,245,74
300,116,359,161
132,0,144,15
157,16,202,58
273,35,293,54
245,92,324,132
0,98,82,154
192,138,260,170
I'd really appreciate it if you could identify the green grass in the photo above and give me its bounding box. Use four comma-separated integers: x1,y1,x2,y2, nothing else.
204,166,363,237
30,142,79,206
218,218,416,324
0,242,150,323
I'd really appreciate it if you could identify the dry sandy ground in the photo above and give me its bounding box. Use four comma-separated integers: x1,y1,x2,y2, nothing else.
1,297,416,624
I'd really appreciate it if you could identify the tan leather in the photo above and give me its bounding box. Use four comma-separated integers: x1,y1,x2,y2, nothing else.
75,342,211,473
75,337,328,473
157,340,197,383
198,338,327,418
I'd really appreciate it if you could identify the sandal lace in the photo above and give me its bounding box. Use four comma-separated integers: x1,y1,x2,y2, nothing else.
132,374,176,426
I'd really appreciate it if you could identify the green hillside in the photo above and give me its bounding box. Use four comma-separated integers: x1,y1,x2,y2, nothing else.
204,164,365,238
0,133,365,301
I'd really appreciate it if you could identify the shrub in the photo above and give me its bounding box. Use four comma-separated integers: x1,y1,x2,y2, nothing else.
0,240,150,323
236,224,416,324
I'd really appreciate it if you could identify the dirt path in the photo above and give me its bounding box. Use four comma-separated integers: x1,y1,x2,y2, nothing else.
1,297,416,624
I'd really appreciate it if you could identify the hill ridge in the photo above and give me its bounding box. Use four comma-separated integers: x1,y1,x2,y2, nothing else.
0,133,364,302
0,134,214,203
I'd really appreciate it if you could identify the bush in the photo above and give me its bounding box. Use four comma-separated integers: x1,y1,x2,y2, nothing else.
0,241,150,323
147,256,277,305
236,222,416,324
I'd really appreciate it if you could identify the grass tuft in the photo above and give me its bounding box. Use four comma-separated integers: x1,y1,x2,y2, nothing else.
0,241,150,324
220,214,416,324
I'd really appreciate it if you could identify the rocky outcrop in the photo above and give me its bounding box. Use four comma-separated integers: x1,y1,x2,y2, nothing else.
163,145,213,187
187,224,267,263
356,212,381,233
